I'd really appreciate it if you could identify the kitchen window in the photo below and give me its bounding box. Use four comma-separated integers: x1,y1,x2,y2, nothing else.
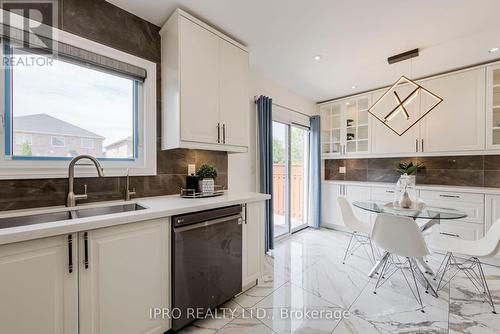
81,138,94,149
50,136,65,147
0,20,157,179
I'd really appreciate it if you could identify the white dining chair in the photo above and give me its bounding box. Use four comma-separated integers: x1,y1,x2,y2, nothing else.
372,213,435,312
337,197,377,264
432,218,500,314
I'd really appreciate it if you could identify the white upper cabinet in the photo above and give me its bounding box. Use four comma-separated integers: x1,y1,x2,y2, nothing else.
370,89,420,155
161,9,249,152
219,38,249,147
178,16,220,145
320,94,371,158
486,65,500,150
325,67,488,158
419,68,485,153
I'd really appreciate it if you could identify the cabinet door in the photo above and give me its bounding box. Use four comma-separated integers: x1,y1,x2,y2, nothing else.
219,38,249,147
243,202,264,287
345,185,371,225
370,90,420,154
486,65,500,149
321,183,343,227
420,68,485,152
320,102,343,158
344,95,371,155
179,16,220,144
485,194,500,232
0,234,78,334
79,219,170,334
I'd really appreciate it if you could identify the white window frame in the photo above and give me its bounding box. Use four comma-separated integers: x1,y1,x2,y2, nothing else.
51,136,66,147
0,11,157,179
81,138,94,149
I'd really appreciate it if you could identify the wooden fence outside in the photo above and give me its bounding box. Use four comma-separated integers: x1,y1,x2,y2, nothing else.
272,163,305,220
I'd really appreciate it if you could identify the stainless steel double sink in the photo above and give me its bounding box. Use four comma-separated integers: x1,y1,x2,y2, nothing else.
0,203,146,229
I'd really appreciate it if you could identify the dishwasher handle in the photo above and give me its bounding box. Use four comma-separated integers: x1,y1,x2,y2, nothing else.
173,214,242,232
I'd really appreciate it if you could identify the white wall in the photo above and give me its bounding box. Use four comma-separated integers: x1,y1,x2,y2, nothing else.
228,69,317,192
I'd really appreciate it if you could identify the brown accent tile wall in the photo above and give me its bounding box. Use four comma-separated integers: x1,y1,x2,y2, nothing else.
0,1,228,211
324,155,500,188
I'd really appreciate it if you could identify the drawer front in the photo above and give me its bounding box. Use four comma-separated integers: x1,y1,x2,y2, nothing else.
433,220,483,241
371,187,397,200
419,190,483,204
419,191,484,224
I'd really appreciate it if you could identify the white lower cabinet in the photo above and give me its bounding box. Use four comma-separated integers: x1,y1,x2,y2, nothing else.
242,202,264,288
344,185,372,225
0,218,170,334
485,194,500,261
0,234,78,334
321,183,371,228
79,219,170,334
321,183,343,227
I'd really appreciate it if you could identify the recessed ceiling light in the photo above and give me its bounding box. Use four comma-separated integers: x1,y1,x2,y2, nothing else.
351,86,357,89
313,55,321,61
489,47,499,53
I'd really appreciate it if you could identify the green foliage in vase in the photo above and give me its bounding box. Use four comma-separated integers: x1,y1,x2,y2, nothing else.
196,164,218,179
396,161,424,175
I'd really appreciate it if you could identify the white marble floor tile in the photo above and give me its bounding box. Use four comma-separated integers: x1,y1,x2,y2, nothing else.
216,317,275,334
448,264,500,334
333,314,391,334
289,256,370,309
250,282,345,333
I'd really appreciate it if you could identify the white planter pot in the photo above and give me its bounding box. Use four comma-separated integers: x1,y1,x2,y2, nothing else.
199,178,215,193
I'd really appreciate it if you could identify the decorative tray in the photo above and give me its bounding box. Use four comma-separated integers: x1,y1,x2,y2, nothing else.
180,188,225,199
383,202,426,215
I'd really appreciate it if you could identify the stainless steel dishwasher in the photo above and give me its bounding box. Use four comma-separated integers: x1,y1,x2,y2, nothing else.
171,205,243,331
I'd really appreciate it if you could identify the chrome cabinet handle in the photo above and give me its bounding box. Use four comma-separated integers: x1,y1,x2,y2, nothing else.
217,123,220,143
83,232,89,269
439,194,460,199
440,232,460,238
68,235,73,274
421,139,424,152
222,124,226,144
415,139,418,152
386,190,394,193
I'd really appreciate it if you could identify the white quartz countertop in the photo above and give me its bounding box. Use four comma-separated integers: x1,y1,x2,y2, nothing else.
0,191,270,246
322,180,500,195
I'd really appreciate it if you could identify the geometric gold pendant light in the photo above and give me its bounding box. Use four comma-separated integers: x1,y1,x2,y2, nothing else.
368,50,443,136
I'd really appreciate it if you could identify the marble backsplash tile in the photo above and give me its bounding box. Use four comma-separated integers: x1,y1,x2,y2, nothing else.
325,155,497,188
0,149,228,211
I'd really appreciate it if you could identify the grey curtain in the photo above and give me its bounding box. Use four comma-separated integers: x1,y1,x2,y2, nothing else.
309,116,322,228
257,95,274,251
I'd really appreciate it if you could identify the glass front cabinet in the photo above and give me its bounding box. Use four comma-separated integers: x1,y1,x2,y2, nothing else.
320,94,371,158
487,65,500,149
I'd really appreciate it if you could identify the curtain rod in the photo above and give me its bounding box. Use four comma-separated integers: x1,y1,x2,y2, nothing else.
254,96,312,118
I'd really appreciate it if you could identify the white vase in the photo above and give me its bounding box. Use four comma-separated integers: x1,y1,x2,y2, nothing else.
199,178,215,193
394,174,417,208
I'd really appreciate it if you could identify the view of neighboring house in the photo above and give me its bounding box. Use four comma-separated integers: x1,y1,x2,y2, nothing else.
105,136,133,158
13,114,105,158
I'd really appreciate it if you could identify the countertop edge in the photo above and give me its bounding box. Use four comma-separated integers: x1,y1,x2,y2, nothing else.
0,191,270,246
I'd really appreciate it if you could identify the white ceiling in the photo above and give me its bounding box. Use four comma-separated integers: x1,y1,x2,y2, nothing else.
108,0,500,102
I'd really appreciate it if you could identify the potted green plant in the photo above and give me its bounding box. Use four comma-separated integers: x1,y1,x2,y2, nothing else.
197,164,218,193
394,161,425,208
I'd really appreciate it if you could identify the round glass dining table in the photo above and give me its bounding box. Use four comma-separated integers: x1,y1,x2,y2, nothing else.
352,200,468,286
352,201,467,220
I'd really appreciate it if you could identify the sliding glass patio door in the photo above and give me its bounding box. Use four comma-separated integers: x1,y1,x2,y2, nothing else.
272,121,310,239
